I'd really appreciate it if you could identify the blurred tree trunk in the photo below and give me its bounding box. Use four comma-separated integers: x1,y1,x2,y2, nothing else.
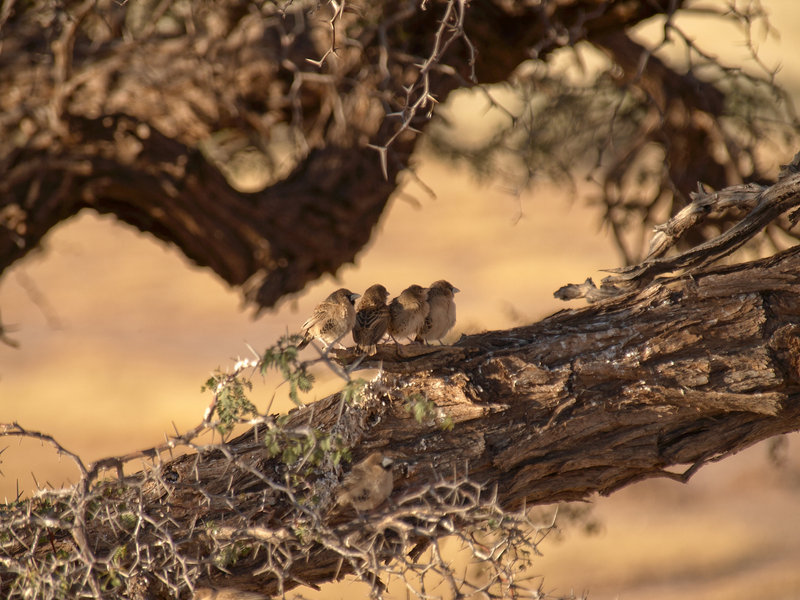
2,163,790,598
2,0,767,308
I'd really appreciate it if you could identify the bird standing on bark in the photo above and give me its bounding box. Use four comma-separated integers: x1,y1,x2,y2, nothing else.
353,284,390,355
297,288,359,350
388,284,429,343
417,280,459,344
336,451,394,510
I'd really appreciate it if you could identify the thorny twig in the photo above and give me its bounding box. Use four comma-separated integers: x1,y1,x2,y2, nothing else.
1,407,568,599
555,150,800,302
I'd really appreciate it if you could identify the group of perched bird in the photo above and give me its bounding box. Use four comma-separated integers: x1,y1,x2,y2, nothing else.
297,280,460,354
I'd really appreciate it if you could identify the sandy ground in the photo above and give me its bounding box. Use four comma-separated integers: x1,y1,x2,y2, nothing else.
3,1,800,598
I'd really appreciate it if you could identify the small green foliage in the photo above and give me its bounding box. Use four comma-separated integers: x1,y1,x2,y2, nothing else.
111,544,128,564
204,372,257,435
263,424,348,474
289,369,315,405
293,522,311,545
118,512,137,530
331,444,351,468
85,499,101,521
196,334,356,514
281,436,302,466
100,566,123,591
214,541,253,569
319,433,350,466
55,548,71,561
405,391,453,430
291,429,318,468
263,427,282,458
98,482,126,499
261,334,315,406
341,378,368,405
201,375,217,393
406,392,436,424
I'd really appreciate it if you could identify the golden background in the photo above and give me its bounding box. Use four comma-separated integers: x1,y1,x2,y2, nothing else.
3,2,800,598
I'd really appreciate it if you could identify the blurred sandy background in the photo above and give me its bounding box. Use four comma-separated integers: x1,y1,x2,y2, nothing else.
3,2,800,598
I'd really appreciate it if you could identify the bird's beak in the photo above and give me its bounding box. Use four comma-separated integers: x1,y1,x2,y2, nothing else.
453,287,461,293
380,457,394,469
350,293,361,302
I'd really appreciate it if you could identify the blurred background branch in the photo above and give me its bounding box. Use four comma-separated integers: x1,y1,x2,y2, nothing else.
3,0,796,309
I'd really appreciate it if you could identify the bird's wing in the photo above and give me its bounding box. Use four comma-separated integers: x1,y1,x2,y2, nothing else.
356,307,388,333
301,301,337,332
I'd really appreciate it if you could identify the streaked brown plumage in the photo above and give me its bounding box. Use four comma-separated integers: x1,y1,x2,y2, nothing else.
297,288,359,350
388,284,429,343
336,452,394,510
353,284,390,355
417,280,459,344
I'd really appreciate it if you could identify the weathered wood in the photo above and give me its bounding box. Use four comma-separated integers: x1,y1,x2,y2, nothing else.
1,0,754,309
129,239,800,596
5,161,800,597
4,192,800,597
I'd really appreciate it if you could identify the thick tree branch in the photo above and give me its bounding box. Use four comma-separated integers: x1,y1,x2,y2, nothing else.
161,157,800,593
5,157,800,598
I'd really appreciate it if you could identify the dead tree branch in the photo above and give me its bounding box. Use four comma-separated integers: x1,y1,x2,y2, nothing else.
4,152,800,597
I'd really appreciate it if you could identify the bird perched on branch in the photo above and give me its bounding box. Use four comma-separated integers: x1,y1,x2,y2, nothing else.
417,280,459,344
336,451,394,511
353,284,390,355
388,284,429,343
297,288,359,350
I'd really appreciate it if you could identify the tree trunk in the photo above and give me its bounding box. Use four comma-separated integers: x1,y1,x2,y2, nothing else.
1,0,733,309
5,161,799,598
159,220,800,594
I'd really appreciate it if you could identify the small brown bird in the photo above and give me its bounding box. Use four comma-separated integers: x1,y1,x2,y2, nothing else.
336,451,394,511
353,284,390,355
388,284,429,343
417,280,459,344
297,288,360,350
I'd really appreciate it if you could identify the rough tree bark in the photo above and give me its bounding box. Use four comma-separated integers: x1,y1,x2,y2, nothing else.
1,0,781,308
4,156,799,598
194,159,800,596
